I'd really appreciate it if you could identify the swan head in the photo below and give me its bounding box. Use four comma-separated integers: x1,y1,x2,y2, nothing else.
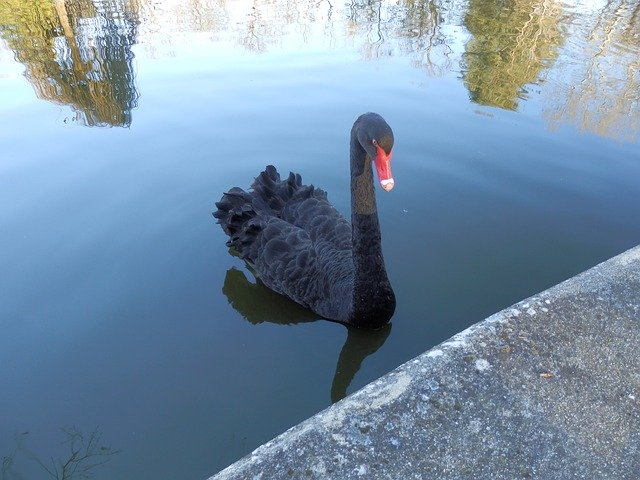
355,113,395,191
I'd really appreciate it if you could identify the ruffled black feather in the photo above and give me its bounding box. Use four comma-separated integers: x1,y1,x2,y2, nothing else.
213,165,353,321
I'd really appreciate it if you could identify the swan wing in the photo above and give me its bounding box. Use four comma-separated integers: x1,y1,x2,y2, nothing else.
214,166,353,321
252,165,351,250
250,216,352,321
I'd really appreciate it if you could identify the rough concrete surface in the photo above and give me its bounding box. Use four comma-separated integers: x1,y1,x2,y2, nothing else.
209,246,640,479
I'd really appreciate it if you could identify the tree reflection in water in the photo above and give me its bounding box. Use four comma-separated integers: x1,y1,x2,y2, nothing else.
221,266,391,403
543,0,640,141
0,0,139,127
1,0,638,138
2,427,117,480
462,0,563,110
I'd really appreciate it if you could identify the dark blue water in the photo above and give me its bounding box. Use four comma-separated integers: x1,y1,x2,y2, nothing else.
1,0,639,478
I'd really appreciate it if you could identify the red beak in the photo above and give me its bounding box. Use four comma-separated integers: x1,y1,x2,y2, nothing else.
374,144,394,191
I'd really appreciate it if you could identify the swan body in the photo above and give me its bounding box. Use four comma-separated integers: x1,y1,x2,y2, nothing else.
213,113,396,328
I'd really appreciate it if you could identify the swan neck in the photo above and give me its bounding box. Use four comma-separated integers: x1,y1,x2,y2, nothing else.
349,130,394,327
350,130,381,253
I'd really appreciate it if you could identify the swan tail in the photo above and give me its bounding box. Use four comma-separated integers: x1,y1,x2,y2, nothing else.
213,187,264,257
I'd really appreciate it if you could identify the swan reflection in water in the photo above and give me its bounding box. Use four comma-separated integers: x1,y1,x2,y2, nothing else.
221,266,391,403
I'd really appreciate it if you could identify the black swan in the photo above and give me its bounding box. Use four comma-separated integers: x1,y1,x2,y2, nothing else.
213,112,396,328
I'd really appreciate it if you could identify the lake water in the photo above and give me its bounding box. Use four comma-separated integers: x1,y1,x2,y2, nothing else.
1,0,639,478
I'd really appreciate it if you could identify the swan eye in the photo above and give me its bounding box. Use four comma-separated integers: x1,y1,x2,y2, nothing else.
372,139,378,146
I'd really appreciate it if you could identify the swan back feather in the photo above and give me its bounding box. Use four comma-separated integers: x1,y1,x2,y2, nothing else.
214,165,354,321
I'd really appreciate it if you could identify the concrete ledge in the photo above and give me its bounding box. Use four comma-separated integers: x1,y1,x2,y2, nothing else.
209,246,640,479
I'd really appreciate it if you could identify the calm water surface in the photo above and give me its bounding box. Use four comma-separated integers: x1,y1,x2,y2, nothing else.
1,0,639,478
